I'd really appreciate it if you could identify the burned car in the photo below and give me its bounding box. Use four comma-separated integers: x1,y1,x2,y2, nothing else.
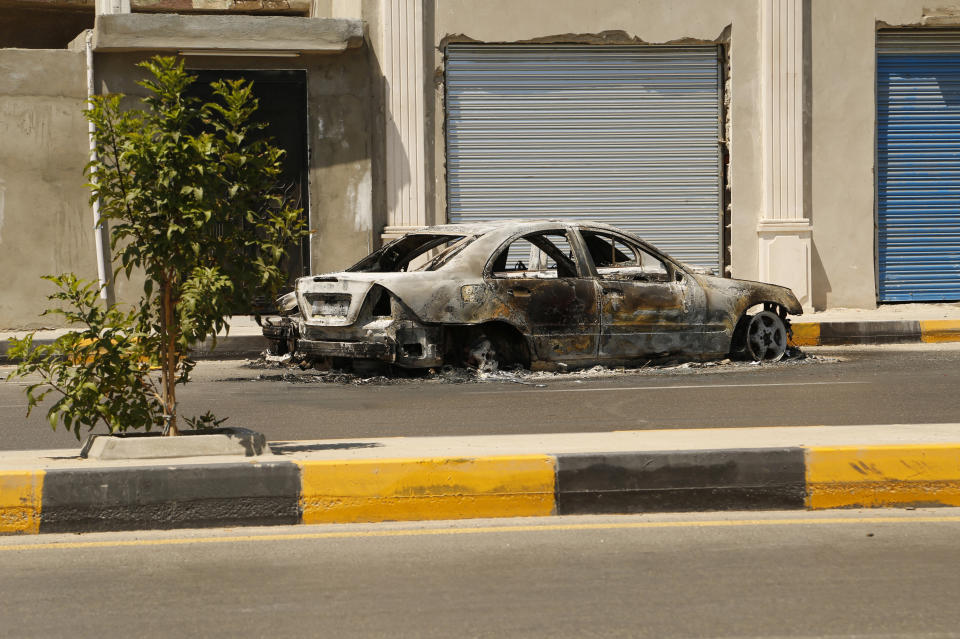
260,220,802,370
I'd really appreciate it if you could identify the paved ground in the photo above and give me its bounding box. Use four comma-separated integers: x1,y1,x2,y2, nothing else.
3,509,960,638
2,343,959,451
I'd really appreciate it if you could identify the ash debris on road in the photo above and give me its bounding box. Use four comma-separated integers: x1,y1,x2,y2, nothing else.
240,347,838,387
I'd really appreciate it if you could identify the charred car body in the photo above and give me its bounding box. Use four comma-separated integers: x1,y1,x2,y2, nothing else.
260,220,802,370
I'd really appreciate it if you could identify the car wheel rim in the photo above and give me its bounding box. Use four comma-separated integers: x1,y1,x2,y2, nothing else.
746,311,787,362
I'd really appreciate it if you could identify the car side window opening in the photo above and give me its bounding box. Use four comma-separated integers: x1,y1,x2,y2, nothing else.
490,231,578,279
582,231,670,283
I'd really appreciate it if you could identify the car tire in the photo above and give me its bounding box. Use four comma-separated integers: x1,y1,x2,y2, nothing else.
743,310,788,362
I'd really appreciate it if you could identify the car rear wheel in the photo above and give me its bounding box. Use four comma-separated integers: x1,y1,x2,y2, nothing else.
459,325,530,372
745,310,788,362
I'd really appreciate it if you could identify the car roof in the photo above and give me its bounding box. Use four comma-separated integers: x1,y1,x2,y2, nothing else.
405,219,629,238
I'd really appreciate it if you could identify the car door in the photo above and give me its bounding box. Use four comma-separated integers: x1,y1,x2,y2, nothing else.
485,229,601,362
580,230,703,359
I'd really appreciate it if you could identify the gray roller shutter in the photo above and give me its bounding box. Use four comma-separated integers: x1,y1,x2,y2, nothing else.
877,31,960,301
445,44,723,272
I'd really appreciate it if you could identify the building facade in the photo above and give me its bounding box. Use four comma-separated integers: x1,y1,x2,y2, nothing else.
2,0,960,328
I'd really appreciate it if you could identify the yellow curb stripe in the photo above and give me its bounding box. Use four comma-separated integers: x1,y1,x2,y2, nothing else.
297,455,556,524
920,320,960,343
0,470,44,535
806,444,960,509
789,322,820,346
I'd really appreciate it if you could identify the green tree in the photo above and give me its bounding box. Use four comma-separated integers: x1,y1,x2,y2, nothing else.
8,56,306,437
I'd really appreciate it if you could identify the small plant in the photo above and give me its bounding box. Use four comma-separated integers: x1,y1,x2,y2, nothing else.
8,275,162,438
7,56,307,438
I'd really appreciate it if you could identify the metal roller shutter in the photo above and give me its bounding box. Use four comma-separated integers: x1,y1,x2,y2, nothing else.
877,31,960,301
445,44,723,272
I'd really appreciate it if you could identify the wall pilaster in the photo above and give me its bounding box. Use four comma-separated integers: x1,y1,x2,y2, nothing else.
758,0,812,309
381,0,427,240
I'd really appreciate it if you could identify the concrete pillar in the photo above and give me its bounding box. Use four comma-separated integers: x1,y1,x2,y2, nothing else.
758,0,812,309
331,0,362,18
381,0,427,240
313,0,362,18
95,0,130,14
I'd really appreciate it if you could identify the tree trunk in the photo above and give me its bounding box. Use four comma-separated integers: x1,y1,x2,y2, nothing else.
161,277,179,436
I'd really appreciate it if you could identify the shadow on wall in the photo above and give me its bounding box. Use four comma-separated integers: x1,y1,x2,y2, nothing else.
383,112,412,229
811,242,831,310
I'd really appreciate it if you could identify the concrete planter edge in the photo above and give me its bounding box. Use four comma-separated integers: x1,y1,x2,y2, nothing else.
79,427,271,460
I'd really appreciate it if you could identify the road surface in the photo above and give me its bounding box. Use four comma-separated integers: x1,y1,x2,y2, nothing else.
2,344,959,450
2,509,959,638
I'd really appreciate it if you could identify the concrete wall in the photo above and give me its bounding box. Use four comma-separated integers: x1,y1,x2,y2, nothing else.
0,49,97,329
809,0,960,308
429,0,763,281
93,48,373,303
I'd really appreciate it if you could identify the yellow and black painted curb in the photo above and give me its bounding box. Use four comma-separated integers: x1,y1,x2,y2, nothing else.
3,444,960,535
790,319,960,346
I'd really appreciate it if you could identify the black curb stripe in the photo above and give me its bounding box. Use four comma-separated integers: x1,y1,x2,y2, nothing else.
555,448,806,515
818,321,922,345
39,462,300,533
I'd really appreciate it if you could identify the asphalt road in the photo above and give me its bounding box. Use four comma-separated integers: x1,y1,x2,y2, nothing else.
2,344,960,450
3,509,960,638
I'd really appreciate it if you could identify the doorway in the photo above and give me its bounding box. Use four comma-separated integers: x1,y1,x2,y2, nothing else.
187,69,310,307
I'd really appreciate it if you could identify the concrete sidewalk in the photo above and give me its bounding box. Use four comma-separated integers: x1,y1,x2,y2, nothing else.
0,316,268,363
3,424,960,535
3,304,960,363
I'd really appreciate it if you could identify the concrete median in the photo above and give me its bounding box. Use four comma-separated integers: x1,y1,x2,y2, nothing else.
4,425,960,535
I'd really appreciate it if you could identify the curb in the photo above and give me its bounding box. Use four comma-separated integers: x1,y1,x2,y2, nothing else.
3,443,960,535
0,334,267,364
790,319,960,346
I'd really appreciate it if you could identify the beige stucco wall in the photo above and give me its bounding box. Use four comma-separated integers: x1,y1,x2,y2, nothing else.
429,0,763,281
0,49,97,329
810,0,960,308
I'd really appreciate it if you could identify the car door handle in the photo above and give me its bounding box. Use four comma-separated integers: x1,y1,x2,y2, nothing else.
602,288,623,297
510,287,531,297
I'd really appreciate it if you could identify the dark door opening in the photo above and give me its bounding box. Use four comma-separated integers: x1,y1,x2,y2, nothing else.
186,69,309,309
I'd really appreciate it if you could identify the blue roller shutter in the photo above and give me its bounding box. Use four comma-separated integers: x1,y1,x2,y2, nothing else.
877,32,960,301
445,44,723,273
